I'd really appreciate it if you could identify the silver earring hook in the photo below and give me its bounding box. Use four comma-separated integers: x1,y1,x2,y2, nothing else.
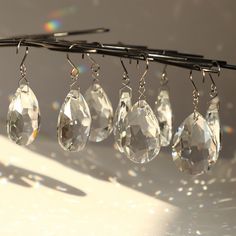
138,58,149,101
189,70,198,91
120,58,132,94
189,70,200,120
206,61,221,76
201,66,219,99
67,44,80,79
67,44,80,90
17,41,29,68
86,53,100,81
17,41,29,86
120,58,129,78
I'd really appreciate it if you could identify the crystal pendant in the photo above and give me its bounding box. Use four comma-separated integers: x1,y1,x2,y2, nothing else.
154,89,172,146
123,100,161,163
206,96,221,149
7,84,40,146
113,91,132,152
206,96,221,155
172,112,217,175
57,89,91,152
84,82,113,142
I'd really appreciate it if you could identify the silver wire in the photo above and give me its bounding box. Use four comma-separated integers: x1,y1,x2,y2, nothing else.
86,53,100,82
202,68,219,99
120,58,132,94
138,58,149,101
67,44,80,90
17,41,29,86
189,70,200,120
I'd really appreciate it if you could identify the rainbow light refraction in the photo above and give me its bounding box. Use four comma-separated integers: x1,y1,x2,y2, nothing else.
44,19,61,32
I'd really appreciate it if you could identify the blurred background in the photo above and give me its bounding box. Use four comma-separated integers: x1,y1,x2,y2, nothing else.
0,1,235,235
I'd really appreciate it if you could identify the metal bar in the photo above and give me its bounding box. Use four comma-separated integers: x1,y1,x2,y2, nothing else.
0,29,235,72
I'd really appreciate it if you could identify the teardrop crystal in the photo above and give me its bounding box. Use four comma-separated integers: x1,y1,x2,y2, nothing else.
113,91,132,152
7,84,40,146
84,82,113,142
123,100,161,163
57,89,91,152
206,96,221,156
172,112,217,175
154,89,172,146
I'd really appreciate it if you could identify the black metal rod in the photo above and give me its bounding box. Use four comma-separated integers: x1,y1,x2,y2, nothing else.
0,28,235,72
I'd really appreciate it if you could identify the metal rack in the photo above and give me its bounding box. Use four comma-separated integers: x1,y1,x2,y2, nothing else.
0,27,235,72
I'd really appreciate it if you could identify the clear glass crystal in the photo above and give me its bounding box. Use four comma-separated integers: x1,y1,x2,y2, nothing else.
113,91,132,152
172,112,217,175
154,89,172,146
206,96,221,155
57,89,91,152
123,100,161,163
84,82,113,142
7,84,40,146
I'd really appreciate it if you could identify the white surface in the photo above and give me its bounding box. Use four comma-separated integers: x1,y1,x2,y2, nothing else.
0,135,236,236
0,136,178,236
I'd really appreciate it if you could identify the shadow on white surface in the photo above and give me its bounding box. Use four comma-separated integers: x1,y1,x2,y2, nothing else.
0,134,236,236
0,163,86,196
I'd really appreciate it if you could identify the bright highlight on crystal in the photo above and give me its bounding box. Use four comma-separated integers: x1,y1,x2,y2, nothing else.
113,91,132,152
84,82,113,142
172,112,217,175
154,89,172,147
7,84,41,146
57,89,91,152
122,100,161,164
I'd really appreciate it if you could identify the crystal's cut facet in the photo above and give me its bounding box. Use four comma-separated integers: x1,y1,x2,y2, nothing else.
123,100,161,163
7,84,40,146
57,89,91,152
113,91,132,152
154,89,172,146
206,96,221,156
85,82,113,142
172,112,217,175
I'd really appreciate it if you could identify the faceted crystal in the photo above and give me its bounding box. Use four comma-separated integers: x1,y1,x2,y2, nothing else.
7,84,40,146
172,112,217,175
113,91,132,152
57,89,91,152
123,100,161,163
85,82,113,142
154,89,172,146
206,96,221,155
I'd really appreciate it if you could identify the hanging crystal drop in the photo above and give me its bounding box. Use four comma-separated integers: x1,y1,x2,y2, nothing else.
84,82,113,142
172,112,217,175
113,91,132,152
57,89,91,152
154,89,172,146
123,100,161,163
206,96,221,155
7,84,40,146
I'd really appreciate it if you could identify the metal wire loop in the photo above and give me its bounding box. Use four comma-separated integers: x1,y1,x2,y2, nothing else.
201,66,219,99
120,58,131,93
66,44,81,90
17,41,29,86
67,44,80,81
138,58,149,100
189,70,200,120
87,53,100,81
